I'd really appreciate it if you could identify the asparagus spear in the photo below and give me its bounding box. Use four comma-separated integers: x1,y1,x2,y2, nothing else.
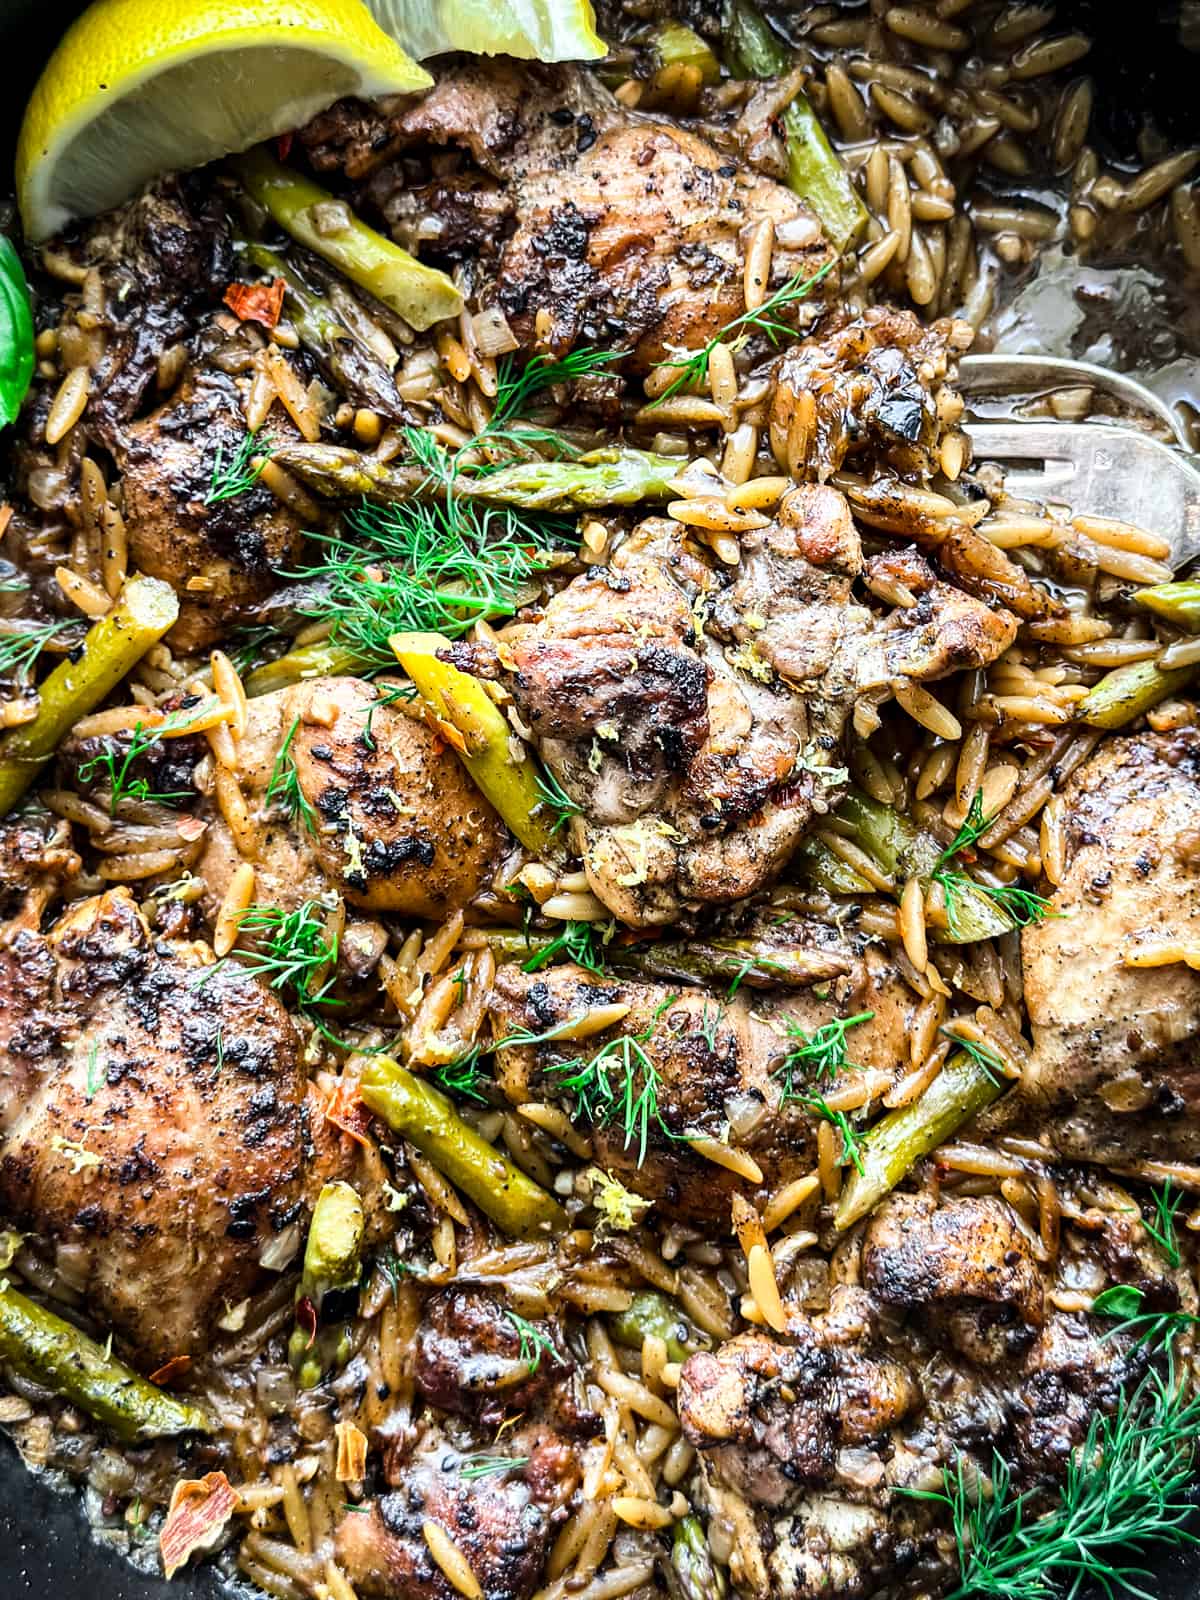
288,1180,365,1389
794,787,1014,944
391,630,563,859
673,1515,728,1600
269,440,682,512
1134,581,1200,632
244,640,369,699
610,1290,707,1363
0,576,178,816
0,1282,210,1441
1076,659,1197,728
481,929,849,989
652,22,721,83
724,0,867,250
231,149,462,333
241,241,406,421
359,1056,567,1239
834,1051,1005,1230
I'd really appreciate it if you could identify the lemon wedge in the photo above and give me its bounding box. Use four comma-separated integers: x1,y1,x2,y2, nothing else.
17,0,431,241
367,0,605,62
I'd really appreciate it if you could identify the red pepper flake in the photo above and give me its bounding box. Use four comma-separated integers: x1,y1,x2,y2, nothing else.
159,1471,238,1579
222,278,286,330
147,1354,192,1387
296,1295,318,1351
277,132,294,161
325,1069,373,1149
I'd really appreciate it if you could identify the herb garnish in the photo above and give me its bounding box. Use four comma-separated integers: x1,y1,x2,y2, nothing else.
76,704,200,813
774,1010,874,1102
939,1026,1006,1085
214,899,340,1010
0,618,78,680
521,919,612,978
205,429,274,505
547,1024,679,1169
459,1453,531,1482
932,790,1054,935
651,260,835,403
265,713,319,836
532,767,583,835
1146,1180,1183,1270
504,1309,558,1374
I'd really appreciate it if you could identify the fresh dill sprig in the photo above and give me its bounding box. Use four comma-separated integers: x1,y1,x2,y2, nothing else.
725,952,788,1000
265,713,319,837
793,1089,866,1176
522,918,612,978
652,260,835,404
938,1026,1006,1084
76,703,199,814
533,767,583,836
774,1009,875,1102
433,1014,601,1105
491,348,623,429
0,617,78,680
205,429,274,505
459,1453,531,1482
293,490,571,669
932,788,1055,935
219,899,340,1010
547,1025,680,1169
228,622,287,676
903,1344,1200,1600
504,1309,559,1374
1092,1284,1200,1351
696,1001,724,1053
1146,1180,1182,1270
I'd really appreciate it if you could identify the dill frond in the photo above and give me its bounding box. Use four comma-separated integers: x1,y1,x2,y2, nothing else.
205,429,275,505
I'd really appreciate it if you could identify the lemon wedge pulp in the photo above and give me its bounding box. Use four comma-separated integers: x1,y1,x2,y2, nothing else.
367,0,605,62
17,0,431,241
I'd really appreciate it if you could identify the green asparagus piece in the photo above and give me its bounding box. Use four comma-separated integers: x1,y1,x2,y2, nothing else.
1076,659,1197,729
270,440,682,513
653,22,721,83
0,1282,210,1441
480,929,846,989
0,576,178,816
289,1181,365,1389
242,242,405,420
672,1515,728,1600
244,640,369,698
794,787,1014,944
723,0,867,250
231,149,462,332
360,1056,568,1239
610,1290,707,1363
1134,581,1200,633
834,1051,1005,1230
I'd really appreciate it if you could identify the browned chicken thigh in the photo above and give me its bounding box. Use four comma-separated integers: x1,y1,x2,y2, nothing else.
1020,729,1200,1166
303,59,833,367
0,888,308,1365
466,487,1014,927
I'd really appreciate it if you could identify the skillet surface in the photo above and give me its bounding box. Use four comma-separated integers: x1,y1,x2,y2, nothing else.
1,2,1199,1597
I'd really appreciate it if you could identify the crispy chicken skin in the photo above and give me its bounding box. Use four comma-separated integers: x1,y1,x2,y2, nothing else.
467,491,1013,927
119,363,308,652
303,60,832,369
679,1196,1161,1600
336,1425,577,1600
489,946,920,1224
198,676,506,927
0,888,307,1365
1021,729,1200,1163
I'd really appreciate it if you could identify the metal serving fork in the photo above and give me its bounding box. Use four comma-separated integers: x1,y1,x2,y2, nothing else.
956,353,1200,572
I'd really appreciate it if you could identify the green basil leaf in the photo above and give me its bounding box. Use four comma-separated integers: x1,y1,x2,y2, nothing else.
0,237,34,429
1093,1284,1145,1319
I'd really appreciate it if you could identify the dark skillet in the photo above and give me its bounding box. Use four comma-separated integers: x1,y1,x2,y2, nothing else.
1,2,1199,1597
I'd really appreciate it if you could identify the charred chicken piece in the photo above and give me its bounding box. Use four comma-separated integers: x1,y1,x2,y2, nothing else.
679,1195,1160,1600
303,60,832,369
198,676,507,930
1020,729,1200,1165
0,888,307,1365
473,490,1013,927
117,361,308,652
0,811,79,933
489,946,919,1226
336,1424,578,1600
